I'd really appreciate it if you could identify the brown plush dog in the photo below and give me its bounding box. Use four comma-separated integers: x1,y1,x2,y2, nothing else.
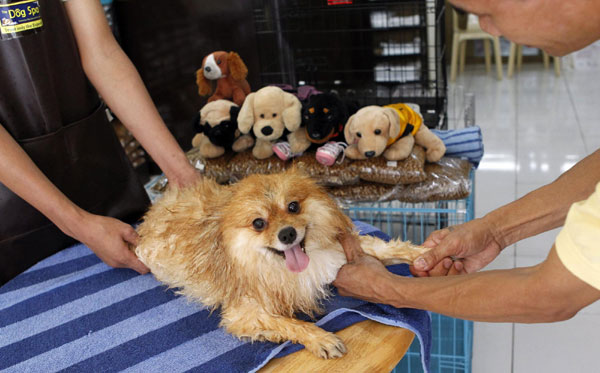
196,51,251,106
134,167,429,359
344,103,446,162
237,86,303,159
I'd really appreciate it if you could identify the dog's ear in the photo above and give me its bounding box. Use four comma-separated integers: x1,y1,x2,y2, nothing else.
282,92,302,131
229,105,241,124
344,114,358,144
228,52,248,81
237,92,256,134
383,107,401,140
196,68,212,96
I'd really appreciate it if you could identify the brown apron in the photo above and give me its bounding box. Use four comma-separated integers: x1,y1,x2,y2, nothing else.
0,0,149,285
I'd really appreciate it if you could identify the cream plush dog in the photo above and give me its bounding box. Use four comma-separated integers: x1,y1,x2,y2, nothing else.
344,103,446,162
237,86,303,159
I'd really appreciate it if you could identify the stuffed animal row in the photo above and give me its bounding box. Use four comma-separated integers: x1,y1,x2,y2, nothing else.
192,92,445,163
193,51,445,163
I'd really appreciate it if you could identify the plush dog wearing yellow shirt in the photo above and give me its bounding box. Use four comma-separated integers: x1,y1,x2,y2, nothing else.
344,103,445,162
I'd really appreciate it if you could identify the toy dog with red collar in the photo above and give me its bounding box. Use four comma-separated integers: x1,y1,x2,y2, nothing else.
276,93,359,165
196,51,251,106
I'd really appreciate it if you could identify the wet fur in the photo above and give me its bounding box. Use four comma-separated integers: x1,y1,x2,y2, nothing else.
135,168,427,358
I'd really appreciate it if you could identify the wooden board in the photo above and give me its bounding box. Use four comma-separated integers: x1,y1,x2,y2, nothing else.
260,320,415,372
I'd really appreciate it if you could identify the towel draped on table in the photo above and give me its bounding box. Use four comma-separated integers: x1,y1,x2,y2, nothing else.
433,126,484,168
0,220,431,373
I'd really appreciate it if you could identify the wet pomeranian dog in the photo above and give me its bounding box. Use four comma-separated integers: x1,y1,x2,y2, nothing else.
135,167,428,359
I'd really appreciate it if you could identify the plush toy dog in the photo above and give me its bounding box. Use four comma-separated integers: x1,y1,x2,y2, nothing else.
286,93,359,155
196,51,251,106
192,100,254,158
344,103,446,162
237,86,303,159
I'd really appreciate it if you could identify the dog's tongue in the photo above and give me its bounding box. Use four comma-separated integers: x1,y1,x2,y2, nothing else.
284,244,309,273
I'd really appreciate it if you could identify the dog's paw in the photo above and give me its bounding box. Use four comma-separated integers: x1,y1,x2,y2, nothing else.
306,332,347,359
426,147,445,162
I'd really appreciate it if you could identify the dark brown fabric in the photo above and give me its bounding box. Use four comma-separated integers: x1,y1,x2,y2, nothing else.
0,0,149,285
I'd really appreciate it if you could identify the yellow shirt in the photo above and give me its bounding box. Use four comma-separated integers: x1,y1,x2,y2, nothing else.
555,182,600,290
383,103,423,147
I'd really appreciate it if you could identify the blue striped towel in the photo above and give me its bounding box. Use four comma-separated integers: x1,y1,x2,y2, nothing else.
432,126,484,168
0,221,431,373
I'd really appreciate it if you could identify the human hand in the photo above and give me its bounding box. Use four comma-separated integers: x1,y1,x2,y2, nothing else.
333,255,393,304
410,217,503,277
69,212,149,274
168,163,203,189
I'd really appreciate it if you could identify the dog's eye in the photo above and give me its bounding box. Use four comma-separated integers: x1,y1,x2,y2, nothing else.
252,218,267,231
374,129,381,135
356,132,362,138
288,201,300,213
217,59,222,65
260,114,265,119
272,113,277,118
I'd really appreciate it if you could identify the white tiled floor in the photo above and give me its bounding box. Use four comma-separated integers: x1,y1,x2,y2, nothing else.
449,63,600,373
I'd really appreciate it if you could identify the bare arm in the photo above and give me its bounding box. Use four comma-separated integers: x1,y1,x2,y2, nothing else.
0,125,148,274
487,149,600,247
335,246,600,323
64,0,199,187
413,149,600,274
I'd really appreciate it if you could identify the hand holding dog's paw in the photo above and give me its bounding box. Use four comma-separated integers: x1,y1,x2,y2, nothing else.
306,332,347,359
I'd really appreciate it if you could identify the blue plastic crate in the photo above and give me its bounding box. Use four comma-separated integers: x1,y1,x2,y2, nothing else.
394,314,473,373
343,171,475,373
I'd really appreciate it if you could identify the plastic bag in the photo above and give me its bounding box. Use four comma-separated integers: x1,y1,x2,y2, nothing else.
330,157,472,203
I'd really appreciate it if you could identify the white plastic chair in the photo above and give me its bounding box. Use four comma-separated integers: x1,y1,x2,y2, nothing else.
450,9,503,82
507,42,561,77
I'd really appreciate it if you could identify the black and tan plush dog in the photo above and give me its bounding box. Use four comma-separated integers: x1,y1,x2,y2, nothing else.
287,93,360,154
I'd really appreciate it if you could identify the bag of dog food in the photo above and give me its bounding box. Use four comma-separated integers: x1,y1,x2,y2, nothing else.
329,157,472,203
294,152,360,187
228,150,288,182
349,146,427,185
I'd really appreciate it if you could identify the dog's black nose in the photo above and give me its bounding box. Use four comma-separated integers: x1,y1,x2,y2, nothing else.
365,151,376,158
205,66,211,72
261,126,274,136
278,226,297,245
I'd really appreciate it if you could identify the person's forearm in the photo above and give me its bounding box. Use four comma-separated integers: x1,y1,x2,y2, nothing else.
381,267,550,322
0,125,85,238
381,246,599,322
383,266,577,322
64,0,197,187
85,48,194,183
484,149,600,248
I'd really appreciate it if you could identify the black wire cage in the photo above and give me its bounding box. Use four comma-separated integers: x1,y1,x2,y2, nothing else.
252,0,447,128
